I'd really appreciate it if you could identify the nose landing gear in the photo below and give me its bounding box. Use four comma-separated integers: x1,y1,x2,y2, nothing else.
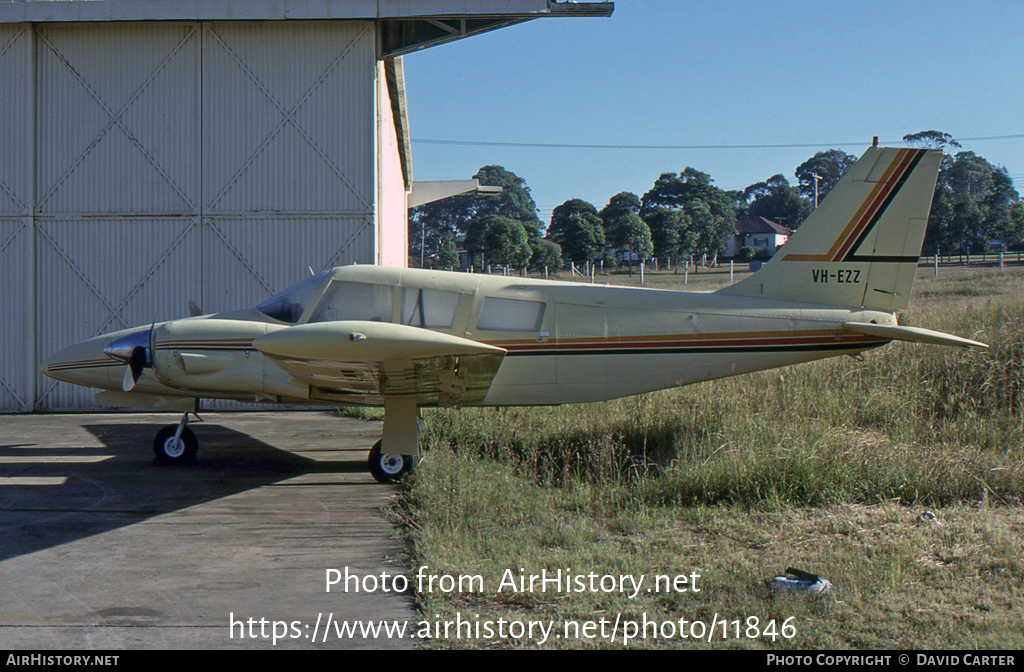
154,411,201,465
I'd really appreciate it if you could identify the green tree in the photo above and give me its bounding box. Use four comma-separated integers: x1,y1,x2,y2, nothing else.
952,197,986,253
462,216,489,267
437,234,459,269
923,151,1021,254
984,170,1019,242
688,200,734,260
599,192,641,228
481,215,532,268
561,213,607,265
547,199,598,246
742,174,811,229
795,150,856,205
945,151,995,201
472,166,542,231
641,168,735,260
643,207,693,264
530,238,563,271
1008,203,1024,249
923,186,957,254
612,212,653,274
408,196,474,267
903,130,961,150
408,165,540,264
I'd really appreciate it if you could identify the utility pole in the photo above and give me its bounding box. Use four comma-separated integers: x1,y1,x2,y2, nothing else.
811,173,823,209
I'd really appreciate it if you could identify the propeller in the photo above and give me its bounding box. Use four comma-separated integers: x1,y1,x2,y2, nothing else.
103,325,155,391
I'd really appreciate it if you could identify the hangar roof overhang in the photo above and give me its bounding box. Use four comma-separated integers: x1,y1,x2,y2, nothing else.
0,0,613,54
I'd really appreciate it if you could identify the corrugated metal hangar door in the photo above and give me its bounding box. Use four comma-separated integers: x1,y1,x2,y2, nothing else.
7,20,377,411
0,24,32,412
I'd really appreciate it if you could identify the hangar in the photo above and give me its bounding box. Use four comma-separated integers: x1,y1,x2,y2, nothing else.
0,0,613,411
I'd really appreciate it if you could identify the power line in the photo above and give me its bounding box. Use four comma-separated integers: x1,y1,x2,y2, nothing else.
412,133,1024,151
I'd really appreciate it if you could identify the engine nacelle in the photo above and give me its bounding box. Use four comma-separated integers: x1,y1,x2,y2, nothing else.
152,319,284,398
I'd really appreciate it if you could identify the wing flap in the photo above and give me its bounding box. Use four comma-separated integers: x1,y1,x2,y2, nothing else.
252,321,507,407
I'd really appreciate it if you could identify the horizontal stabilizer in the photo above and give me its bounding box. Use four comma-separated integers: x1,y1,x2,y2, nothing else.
842,322,987,349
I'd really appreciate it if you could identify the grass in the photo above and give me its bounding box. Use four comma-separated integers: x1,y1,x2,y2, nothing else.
394,263,1024,649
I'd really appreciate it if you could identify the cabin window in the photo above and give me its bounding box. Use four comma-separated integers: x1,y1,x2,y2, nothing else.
401,289,460,329
257,270,330,323
309,282,393,323
476,297,546,332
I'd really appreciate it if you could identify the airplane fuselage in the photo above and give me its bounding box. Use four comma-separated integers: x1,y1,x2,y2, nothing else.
43,265,894,409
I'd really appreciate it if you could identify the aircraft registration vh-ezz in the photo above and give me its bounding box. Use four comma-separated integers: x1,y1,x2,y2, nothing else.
43,145,987,482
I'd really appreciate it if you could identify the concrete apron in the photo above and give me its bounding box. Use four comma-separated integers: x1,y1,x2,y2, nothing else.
0,412,417,649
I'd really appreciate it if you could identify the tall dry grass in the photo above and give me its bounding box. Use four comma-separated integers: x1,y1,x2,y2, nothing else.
404,266,1024,649
417,267,1024,508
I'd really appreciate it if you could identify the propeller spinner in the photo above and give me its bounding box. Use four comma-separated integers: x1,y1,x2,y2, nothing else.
103,326,154,391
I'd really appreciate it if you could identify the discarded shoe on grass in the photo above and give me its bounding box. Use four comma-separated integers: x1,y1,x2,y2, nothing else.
770,567,832,594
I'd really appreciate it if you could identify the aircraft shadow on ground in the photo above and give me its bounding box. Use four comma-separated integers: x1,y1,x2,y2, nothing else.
0,423,363,563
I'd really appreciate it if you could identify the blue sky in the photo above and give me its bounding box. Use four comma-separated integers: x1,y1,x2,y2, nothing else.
402,0,1024,226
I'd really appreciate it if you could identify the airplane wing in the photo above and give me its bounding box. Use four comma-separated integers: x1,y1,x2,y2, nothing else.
252,321,507,407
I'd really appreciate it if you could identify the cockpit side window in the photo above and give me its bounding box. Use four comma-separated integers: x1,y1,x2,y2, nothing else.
401,288,460,329
257,271,330,324
308,282,393,323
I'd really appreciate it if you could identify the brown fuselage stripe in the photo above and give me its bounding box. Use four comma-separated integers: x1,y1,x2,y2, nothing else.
156,340,254,350
45,358,118,372
486,330,888,356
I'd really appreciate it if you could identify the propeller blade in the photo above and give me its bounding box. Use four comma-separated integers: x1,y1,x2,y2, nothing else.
122,362,137,391
122,346,148,392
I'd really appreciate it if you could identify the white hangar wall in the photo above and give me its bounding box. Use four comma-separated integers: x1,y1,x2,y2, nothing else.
0,20,404,411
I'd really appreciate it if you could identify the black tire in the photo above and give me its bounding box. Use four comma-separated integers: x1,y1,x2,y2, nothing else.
367,440,414,483
153,425,198,465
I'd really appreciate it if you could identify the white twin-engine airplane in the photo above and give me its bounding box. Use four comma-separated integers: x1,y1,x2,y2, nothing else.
43,146,986,482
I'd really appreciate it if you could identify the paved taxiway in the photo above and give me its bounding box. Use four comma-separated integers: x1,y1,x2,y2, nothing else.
0,412,416,649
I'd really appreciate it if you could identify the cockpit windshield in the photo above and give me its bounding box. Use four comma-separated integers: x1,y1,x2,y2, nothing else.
256,270,330,323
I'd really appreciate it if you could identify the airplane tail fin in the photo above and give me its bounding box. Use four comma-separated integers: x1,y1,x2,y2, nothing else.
717,146,942,311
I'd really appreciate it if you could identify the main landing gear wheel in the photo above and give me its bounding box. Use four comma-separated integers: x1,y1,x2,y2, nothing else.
368,440,414,484
153,425,198,465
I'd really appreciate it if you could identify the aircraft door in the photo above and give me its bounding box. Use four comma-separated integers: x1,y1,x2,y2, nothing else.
553,300,611,402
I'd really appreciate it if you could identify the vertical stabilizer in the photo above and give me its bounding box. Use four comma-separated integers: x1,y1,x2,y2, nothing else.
718,147,942,311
